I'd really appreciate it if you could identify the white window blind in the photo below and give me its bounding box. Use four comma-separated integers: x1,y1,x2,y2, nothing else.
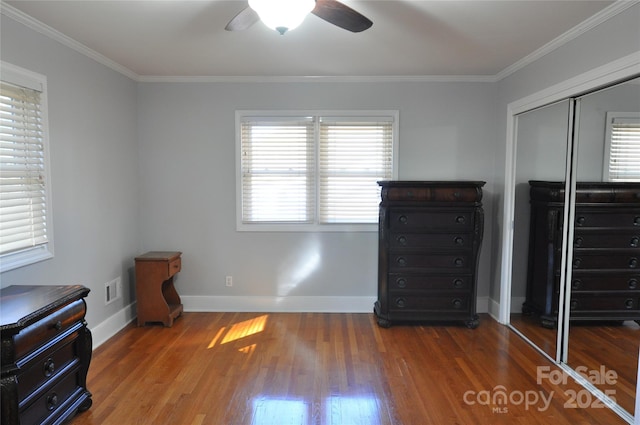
241,118,315,223
237,111,397,230
319,118,393,223
604,113,640,182
0,81,48,256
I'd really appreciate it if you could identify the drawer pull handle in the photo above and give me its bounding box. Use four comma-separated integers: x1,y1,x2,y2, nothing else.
397,236,407,245
631,237,639,248
629,279,638,290
454,258,464,267
635,216,640,226
576,216,586,226
630,258,638,268
455,216,466,224
573,259,581,269
43,358,55,377
454,237,464,246
53,321,62,331
452,298,463,309
395,298,407,308
625,299,634,309
397,257,407,266
46,393,59,411
398,215,408,224
453,279,464,288
396,278,407,288
574,237,583,248
571,280,582,290
570,300,578,310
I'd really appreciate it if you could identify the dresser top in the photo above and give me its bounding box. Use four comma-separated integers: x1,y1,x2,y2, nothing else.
135,251,182,262
1,285,90,332
378,180,485,188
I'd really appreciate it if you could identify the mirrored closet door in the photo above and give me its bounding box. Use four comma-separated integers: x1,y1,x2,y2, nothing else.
508,75,640,422
509,99,573,361
567,76,640,418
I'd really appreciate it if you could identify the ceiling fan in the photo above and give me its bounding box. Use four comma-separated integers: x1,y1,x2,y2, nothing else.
225,0,373,35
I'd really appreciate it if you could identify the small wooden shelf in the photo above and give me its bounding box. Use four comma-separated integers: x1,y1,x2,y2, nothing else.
135,251,183,327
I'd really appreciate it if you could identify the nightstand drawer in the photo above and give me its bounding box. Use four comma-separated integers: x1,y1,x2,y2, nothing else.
168,257,181,278
14,300,86,360
17,329,80,403
19,367,83,425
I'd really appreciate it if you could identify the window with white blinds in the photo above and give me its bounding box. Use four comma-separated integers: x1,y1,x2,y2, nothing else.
237,111,397,230
0,63,53,271
604,112,640,182
319,118,393,224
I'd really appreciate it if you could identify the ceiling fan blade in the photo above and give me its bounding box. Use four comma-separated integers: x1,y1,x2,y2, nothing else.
312,0,372,33
225,6,259,31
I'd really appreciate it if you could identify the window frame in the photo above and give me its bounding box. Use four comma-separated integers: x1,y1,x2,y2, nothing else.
235,110,399,232
0,61,54,272
603,111,640,182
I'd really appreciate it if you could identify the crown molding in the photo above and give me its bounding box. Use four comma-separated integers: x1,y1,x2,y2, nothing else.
2,0,636,84
495,0,639,81
137,74,497,83
1,2,139,80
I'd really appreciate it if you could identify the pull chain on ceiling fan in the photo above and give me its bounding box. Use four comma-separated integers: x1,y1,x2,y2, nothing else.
225,0,373,35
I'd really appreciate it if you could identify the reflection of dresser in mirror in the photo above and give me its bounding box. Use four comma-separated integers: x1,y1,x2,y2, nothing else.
523,181,640,328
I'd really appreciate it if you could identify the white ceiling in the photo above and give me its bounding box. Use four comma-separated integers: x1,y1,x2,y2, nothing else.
2,0,622,80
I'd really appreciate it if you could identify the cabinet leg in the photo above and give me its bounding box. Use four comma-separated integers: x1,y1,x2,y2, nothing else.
465,316,479,329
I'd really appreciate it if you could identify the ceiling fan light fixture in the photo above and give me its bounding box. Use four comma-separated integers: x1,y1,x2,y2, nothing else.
248,0,315,35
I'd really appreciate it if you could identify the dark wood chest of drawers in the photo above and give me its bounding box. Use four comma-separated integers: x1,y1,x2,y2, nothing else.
524,181,640,328
1,285,92,425
374,181,485,328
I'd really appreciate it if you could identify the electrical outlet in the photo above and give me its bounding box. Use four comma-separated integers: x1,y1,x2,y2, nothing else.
225,276,233,287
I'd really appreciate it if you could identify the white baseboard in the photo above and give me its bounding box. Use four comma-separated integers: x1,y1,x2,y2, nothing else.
89,301,137,349
183,295,491,314
89,296,494,349
182,295,378,313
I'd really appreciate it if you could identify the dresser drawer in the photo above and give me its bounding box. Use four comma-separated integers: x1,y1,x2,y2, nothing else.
571,252,639,270
574,211,640,228
389,232,472,250
385,186,481,202
389,253,471,272
389,295,471,312
570,275,640,292
13,299,86,360
388,274,471,291
19,367,83,425
574,231,640,249
17,329,80,403
569,295,640,312
389,210,474,231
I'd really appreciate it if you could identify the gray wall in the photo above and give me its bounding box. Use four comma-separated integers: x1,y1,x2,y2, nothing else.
136,81,497,306
0,16,140,328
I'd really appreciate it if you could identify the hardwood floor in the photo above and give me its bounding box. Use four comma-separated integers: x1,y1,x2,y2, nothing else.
512,313,639,416
70,313,628,425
